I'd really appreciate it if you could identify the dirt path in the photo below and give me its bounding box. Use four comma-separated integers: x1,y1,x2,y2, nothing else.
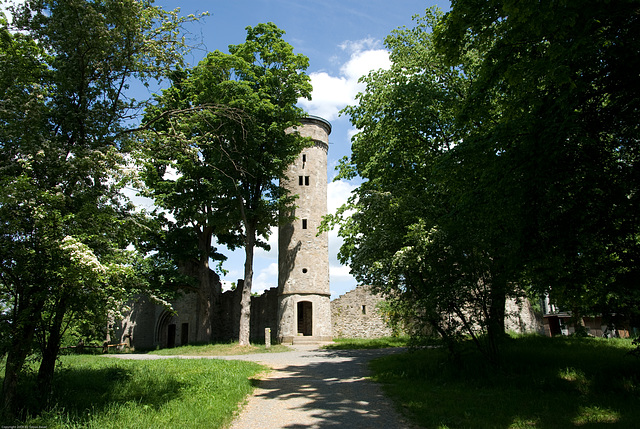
109,345,413,428
220,345,412,429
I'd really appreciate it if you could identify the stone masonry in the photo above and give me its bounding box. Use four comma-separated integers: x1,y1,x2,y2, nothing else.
331,285,394,339
278,116,333,343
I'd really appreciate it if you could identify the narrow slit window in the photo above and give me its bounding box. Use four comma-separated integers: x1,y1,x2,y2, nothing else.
304,176,310,186
362,305,367,315
302,219,308,229
302,154,307,163
298,176,303,186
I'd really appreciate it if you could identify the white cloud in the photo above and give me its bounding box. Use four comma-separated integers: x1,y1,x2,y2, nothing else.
221,279,235,292
347,127,360,142
252,262,278,295
341,49,390,82
338,37,381,54
255,226,278,260
330,264,353,282
299,38,391,121
328,179,356,214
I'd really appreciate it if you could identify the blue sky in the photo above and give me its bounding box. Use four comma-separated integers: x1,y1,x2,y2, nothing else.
168,0,451,299
2,0,451,298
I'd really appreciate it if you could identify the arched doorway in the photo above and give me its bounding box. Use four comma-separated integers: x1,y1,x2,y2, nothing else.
156,310,177,348
297,301,313,336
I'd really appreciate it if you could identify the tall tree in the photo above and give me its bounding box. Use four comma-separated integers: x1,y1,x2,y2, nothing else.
138,69,244,343
0,0,198,416
139,23,312,346
327,9,519,362
436,0,640,326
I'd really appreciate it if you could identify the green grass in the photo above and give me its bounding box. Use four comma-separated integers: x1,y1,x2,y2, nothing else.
146,341,291,356
1,355,266,428
322,336,410,350
369,335,640,428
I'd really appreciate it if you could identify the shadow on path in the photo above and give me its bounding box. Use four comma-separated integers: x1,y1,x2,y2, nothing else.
228,348,413,429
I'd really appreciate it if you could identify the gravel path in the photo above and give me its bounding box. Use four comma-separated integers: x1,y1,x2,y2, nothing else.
109,345,413,428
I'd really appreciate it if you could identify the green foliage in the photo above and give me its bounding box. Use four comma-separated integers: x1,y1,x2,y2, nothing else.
137,22,312,345
0,355,264,428
370,336,640,428
138,22,312,258
0,0,202,414
436,0,640,323
329,1,640,364
327,8,514,363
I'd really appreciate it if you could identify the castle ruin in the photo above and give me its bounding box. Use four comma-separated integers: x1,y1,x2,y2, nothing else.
117,116,335,348
115,116,542,349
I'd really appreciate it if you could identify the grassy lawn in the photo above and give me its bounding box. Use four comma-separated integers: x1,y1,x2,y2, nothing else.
369,335,640,428
1,355,266,428
323,336,410,350
146,342,291,356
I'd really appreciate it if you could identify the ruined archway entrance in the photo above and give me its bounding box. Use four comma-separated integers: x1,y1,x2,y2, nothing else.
297,301,313,336
167,324,176,348
156,310,178,348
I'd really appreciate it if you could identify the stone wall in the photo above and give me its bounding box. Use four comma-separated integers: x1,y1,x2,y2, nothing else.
277,293,332,343
116,290,199,350
216,283,280,343
118,283,544,350
330,285,393,339
505,297,544,334
250,287,279,343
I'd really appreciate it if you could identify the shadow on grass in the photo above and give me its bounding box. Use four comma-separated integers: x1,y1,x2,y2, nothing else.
3,359,187,424
368,336,640,428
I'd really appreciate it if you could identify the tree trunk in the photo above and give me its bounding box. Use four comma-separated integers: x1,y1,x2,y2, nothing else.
2,314,38,417
238,226,255,346
37,297,67,406
196,227,213,343
487,277,507,365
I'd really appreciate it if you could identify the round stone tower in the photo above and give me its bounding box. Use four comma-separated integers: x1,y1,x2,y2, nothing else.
277,116,332,344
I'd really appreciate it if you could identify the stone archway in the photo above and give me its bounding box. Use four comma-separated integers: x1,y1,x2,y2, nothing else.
297,301,313,336
156,310,177,348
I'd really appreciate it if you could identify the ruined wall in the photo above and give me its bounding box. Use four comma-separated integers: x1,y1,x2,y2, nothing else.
119,282,545,350
330,285,394,339
217,283,279,343
505,297,544,334
116,290,199,350
250,287,279,343
218,284,242,342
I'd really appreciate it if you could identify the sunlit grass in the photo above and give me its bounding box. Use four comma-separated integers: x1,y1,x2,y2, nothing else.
146,341,291,356
573,405,621,425
1,355,266,428
369,335,639,428
322,336,410,350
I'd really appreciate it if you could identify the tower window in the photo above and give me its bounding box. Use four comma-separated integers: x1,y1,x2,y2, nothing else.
302,268,308,273
304,176,310,186
302,154,307,163
302,219,308,229
362,305,367,315
298,176,303,186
